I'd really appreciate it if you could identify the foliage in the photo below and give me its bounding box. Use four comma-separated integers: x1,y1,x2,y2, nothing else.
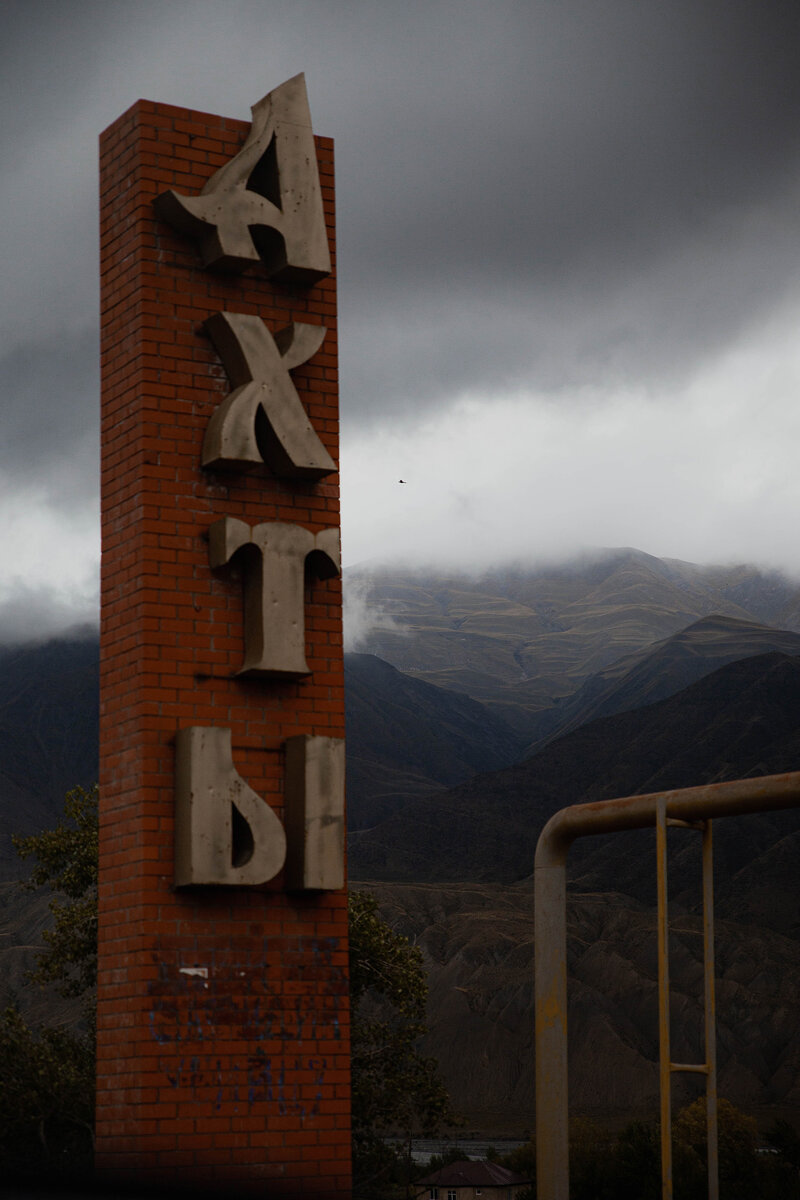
765,1116,800,1168
671,1096,757,1199
0,786,97,1173
671,1097,800,1200
422,1144,470,1174
493,1137,536,1200
13,783,98,999
501,1135,537,1181
604,1119,660,1200
762,1118,800,1199
0,1005,94,1172
349,890,457,1195
496,1102,800,1200
568,1116,615,1200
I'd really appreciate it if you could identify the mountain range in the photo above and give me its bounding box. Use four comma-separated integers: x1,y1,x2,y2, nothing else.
346,547,800,731
1,548,800,1131
348,650,800,905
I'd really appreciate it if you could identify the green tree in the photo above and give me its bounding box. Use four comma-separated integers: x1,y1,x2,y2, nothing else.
501,1136,536,1179
1,784,98,1172
764,1117,800,1169
0,1006,94,1172
422,1144,470,1174
762,1119,800,1199
497,1138,536,1200
606,1119,660,1200
673,1097,760,1200
13,783,98,1000
602,1099,800,1200
348,890,457,1195
568,1116,616,1200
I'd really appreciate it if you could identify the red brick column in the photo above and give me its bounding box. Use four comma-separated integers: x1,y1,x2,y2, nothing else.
98,99,349,1194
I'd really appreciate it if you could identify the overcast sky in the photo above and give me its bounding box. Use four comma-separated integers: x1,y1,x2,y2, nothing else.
2,0,800,640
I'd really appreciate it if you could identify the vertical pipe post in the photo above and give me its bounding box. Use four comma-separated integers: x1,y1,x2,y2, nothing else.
656,799,673,1200
535,861,570,1200
703,820,719,1200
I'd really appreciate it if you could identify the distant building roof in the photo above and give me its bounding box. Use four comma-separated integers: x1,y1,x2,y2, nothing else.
416,1159,530,1188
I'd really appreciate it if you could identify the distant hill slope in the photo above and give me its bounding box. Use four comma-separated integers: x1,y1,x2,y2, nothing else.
525,612,800,751
347,548,800,732
367,881,800,1130
0,633,98,877
0,633,99,1023
345,653,523,829
349,650,800,911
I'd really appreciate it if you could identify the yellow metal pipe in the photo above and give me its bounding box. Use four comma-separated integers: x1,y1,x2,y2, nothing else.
657,800,673,1200
534,864,570,1200
703,821,719,1200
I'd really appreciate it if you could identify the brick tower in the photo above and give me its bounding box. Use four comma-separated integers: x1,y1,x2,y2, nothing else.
97,77,350,1194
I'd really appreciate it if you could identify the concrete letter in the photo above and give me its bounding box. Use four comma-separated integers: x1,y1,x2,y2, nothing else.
284,735,345,891
174,726,286,887
202,312,335,479
208,519,341,677
155,74,330,283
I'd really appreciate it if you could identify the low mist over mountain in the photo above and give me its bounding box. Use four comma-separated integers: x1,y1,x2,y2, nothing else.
347,547,800,733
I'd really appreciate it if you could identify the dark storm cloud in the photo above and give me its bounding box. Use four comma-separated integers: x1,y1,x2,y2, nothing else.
330,0,800,418
0,332,98,506
3,0,800,476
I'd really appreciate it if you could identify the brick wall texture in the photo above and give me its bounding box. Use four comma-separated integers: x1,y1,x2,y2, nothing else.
98,99,349,1195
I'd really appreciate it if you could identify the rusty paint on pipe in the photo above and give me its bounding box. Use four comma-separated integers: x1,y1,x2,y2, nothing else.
536,772,800,870
657,799,673,1200
703,821,719,1200
535,864,570,1200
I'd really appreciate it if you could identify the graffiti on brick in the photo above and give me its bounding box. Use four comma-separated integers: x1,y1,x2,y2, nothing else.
147,947,346,1115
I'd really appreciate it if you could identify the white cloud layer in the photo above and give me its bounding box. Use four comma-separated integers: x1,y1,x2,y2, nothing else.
0,484,99,635
341,295,800,575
